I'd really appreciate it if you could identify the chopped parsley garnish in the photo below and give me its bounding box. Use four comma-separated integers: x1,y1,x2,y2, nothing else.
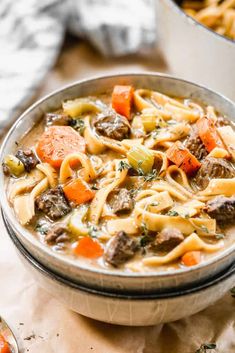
136,167,160,182
167,210,179,217
88,225,99,238
149,202,159,207
200,225,209,234
118,161,130,172
69,118,85,135
215,232,225,240
143,169,159,182
140,222,149,237
195,343,217,353
91,185,99,190
35,221,49,235
140,235,151,247
137,167,145,176
152,129,161,139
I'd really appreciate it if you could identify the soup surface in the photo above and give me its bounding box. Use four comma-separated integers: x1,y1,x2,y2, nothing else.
181,0,235,41
3,85,235,272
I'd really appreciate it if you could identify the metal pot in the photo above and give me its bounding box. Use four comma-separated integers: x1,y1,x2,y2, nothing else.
156,0,235,100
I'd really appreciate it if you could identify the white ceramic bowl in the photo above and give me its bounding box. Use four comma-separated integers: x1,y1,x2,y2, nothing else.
1,73,235,295
4,213,235,326
156,0,235,100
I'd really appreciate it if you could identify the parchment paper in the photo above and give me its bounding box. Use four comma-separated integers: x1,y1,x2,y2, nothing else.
0,38,234,353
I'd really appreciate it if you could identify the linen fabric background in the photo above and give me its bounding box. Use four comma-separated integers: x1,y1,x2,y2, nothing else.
0,0,155,133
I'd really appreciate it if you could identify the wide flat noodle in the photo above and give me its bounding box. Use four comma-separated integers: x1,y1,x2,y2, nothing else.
84,115,106,154
89,161,128,224
9,169,44,203
143,233,224,266
36,163,58,187
199,178,235,197
59,152,97,184
134,206,216,235
107,218,138,235
13,178,48,225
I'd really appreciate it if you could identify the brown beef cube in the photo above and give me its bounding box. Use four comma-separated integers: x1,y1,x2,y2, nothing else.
104,231,138,267
108,188,133,214
154,228,184,252
195,157,235,189
205,195,235,226
35,187,71,220
45,224,70,244
93,110,130,141
15,149,39,172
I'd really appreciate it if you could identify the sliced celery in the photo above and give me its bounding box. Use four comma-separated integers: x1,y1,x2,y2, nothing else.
68,207,88,237
4,155,25,176
63,98,101,117
127,145,154,174
141,114,157,132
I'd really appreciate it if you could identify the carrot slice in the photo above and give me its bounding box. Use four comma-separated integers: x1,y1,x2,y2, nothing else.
36,126,86,168
166,141,201,174
73,237,103,258
112,85,134,120
197,117,225,152
181,251,201,267
63,177,94,205
0,334,11,353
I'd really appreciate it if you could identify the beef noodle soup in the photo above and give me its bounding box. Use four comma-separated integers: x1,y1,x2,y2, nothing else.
3,85,235,272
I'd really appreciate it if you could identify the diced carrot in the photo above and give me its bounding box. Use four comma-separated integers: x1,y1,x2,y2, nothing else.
197,116,225,152
166,141,201,174
36,126,86,168
73,237,104,259
112,85,134,120
63,177,94,205
0,334,11,353
181,251,201,267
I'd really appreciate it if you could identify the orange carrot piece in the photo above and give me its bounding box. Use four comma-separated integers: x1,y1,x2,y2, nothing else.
182,251,201,267
63,177,94,205
36,126,86,168
166,141,201,174
0,334,11,353
73,237,104,259
112,85,134,120
197,117,225,152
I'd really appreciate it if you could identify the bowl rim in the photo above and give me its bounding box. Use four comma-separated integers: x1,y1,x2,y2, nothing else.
6,212,235,300
166,0,235,46
1,71,235,280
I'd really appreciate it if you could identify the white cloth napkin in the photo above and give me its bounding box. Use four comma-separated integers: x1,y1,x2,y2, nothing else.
0,0,156,133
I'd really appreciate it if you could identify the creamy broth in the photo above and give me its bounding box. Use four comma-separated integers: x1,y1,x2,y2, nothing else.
3,86,235,272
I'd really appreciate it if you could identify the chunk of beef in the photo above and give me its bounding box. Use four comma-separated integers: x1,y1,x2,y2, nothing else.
15,149,39,172
45,113,70,126
93,110,130,140
45,224,70,244
195,157,235,189
154,228,184,252
184,126,208,161
205,195,235,226
35,187,71,220
108,188,133,214
104,231,138,267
